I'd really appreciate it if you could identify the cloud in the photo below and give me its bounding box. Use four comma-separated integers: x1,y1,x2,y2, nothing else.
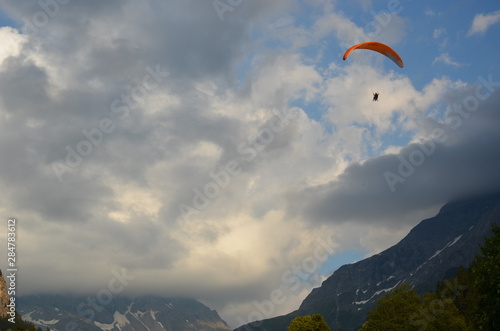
432,53,465,67
312,0,407,52
424,9,437,17
286,84,500,228
433,28,445,39
0,27,27,63
467,10,500,37
432,27,448,49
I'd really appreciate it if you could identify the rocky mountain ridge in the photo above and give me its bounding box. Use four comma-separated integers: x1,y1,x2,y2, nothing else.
235,192,500,330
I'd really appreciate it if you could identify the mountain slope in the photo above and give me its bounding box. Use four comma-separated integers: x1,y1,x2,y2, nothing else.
17,295,232,331
235,192,500,331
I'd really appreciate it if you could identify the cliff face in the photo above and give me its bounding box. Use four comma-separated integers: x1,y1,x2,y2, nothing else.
0,271,10,318
235,192,500,331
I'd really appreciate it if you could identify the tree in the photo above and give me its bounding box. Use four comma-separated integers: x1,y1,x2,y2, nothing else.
359,282,471,331
418,292,469,331
472,223,500,330
288,313,331,331
435,265,479,328
360,223,500,331
360,283,421,331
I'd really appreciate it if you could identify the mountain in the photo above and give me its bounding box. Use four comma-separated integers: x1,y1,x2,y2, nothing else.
235,192,500,331
17,295,232,331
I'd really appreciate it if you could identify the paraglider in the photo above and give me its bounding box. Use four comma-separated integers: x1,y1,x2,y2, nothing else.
342,42,404,68
343,42,404,101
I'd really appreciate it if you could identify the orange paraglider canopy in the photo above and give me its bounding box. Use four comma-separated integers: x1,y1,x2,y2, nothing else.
343,42,404,68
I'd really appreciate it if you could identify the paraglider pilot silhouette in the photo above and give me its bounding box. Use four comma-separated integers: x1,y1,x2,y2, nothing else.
342,42,404,101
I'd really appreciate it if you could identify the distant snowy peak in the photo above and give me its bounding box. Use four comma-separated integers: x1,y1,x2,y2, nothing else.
18,296,232,331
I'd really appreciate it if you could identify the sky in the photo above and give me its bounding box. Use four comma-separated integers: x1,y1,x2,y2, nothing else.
0,0,499,328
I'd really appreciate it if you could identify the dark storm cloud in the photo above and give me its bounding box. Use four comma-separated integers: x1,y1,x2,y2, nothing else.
129,0,295,80
0,53,112,121
0,0,128,34
0,56,51,116
290,86,500,225
0,59,115,222
0,112,115,223
0,0,291,84
0,43,147,223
